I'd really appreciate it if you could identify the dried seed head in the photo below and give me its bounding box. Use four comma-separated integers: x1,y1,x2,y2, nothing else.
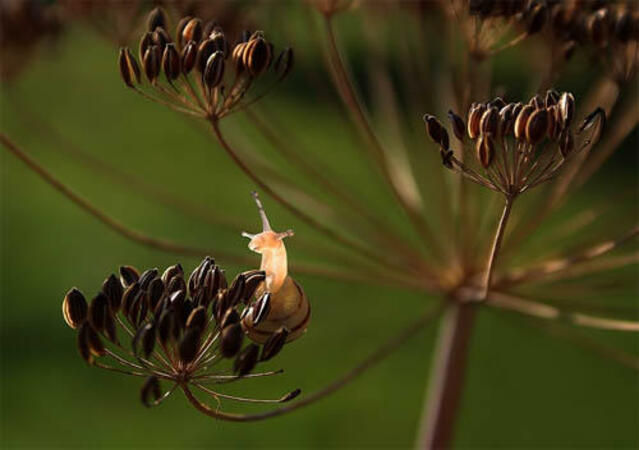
244,34,272,77
181,41,197,74
178,328,201,364
558,92,575,128
220,323,243,358
118,48,140,88
196,39,217,73
147,7,167,32
88,292,109,333
514,104,535,140
448,110,465,142
120,265,139,288
62,288,87,329
476,134,494,168
480,106,499,136
423,114,449,150
162,43,180,81
261,326,289,361
140,376,161,407
234,344,259,376
274,47,294,80
102,274,123,312
232,41,248,72
181,17,203,47
467,103,485,139
203,51,225,89
525,108,549,144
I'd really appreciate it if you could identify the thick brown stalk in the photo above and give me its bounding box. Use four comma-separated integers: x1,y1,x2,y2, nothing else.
416,302,477,449
182,303,444,422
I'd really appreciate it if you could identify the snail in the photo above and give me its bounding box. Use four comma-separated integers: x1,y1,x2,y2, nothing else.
240,192,310,344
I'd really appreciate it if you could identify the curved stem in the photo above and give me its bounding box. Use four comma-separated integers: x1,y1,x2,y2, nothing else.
182,302,444,422
480,196,514,300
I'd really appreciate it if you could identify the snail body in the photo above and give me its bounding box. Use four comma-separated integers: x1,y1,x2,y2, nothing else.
241,192,310,344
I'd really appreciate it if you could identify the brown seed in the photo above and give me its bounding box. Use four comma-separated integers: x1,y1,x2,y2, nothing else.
529,94,544,110
228,274,246,307
139,268,159,291
232,42,247,72
221,308,240,329
152,27,171,49
62,288,88,329
86,325,105,357
559,129,574,157
423,114,442,146
260,326,289,361
121,282,141,318
203,51,225,89
244,36,272,77
147,277,165,312
139,32,153,64
101,274,123,312
558,92,575,128
588,9,610,46
252,293,271,326
186,306,207,331
196,39,217,73
476,134,494,169
143,45,161,83
181,41,197,74
162,43,180,81
134,322,156,358
480,106,499,136
525,2,547,35
274,47,294,80
178,328,201,363
514,104,535,140
119,265,140,288
140,376,161,407
448,110,465,142
167,275,186,296
220,323,243,358
210,30,229,57
158,309,173,346
89,292,109,333
118,48,140,88
104,313,118,344
233,344,259,376
77,324,92,363
467,104,485,139
489,97,506,110
546,105,558,140
545,90,559,107
498,104,515,136
241,270,265,303
181,17,203,47
525,108,549,144
280,388,302,402
161,263,183,285
147,7,167,32
614,10,633,42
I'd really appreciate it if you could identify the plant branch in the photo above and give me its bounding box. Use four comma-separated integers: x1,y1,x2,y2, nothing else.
480,196,514,300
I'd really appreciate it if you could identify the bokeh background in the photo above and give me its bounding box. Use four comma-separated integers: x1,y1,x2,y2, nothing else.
1,1,638,448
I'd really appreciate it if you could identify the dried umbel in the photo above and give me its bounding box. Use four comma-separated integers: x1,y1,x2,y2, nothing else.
424,90,605,198
118,7,294,120
61,194,306,419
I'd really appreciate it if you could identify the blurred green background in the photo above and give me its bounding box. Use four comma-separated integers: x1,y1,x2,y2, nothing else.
1,1,638,448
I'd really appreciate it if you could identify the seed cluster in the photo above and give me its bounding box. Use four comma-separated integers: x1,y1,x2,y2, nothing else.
468,0,548,35
118,7,293,119
424,90,605,197
63,257,299,410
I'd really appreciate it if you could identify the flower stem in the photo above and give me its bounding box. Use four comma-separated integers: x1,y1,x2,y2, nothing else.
481,196,514,300
416,302,477,449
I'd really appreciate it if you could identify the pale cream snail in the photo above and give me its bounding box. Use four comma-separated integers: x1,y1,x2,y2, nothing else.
240,192,310,344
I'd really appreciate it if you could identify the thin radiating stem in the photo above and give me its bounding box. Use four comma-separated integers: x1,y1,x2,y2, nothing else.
480,196,514,300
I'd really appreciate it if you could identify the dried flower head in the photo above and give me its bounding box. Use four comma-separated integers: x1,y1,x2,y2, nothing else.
424,90,605,198
117,7,294,120
62,255,302,417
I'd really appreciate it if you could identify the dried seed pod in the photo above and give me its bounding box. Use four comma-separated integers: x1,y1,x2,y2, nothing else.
121,282,141,318
448,110,465,142
186,306,207,331
181,17,202,47
489,97,506,110
138,32,153,64
559,129,574,157
138,268,159,291
243,35,272,77
77,324,92,363
476,134,494,169
242,270,266,303
181,40,197,74
119,265,139,287
62,288,88,329
140,376,161,407
176,16,191,48
228,274,246,306
134,322,156,358
152,27,171,49
104,313,118,344
221,308,240,329
85,325,105,357
498,104,515,136
558,92,575,128
178,328,201,363
545,90,559,107
514,104,535,140
101,274,123,312
252,293,271,326
423,114,448,149
480,106,499,136
158,309,174,346
232,42,247,72
118,48,141,88
260,326,289,361
196,39,217,73
88,292,109,333
274,47,294,80
529,94,544,110
203,51,225,89
546,105,559,140
147,7,167,33
525,108,549,144
161,263,183,285
147,277,165,312
210,30,229,56
233,344,259,376
220,323,243,358
162,43,180,81
167,275,186,296
467,104,485,139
